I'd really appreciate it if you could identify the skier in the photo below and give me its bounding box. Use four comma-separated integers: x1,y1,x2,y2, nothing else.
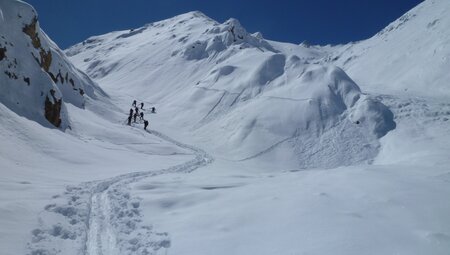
127,115,132,125
129,108,133,117
132,100,137,107
144,120,149,130
151,107,156,113
133,112,138,123
140,112,144,120
140,102,144,110
135,106,139,115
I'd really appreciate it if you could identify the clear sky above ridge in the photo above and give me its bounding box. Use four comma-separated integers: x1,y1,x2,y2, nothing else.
24,0,423,49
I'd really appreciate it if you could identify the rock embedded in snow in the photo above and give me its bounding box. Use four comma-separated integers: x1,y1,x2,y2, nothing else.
349,96,396,138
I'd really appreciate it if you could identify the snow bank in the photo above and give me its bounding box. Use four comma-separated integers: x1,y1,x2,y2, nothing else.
0,0,106,129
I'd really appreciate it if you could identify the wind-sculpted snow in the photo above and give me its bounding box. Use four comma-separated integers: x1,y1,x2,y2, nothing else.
0,0,106,129
67,11,395,168
27,129,213,255
253,53,286,85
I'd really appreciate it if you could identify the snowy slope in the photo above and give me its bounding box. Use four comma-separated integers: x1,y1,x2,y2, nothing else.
322,0,450,98
0,0,106,129
0,1,449,255
0,96,199,255
67,12,395,168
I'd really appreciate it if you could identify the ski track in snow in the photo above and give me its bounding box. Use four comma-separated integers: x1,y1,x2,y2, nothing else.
27,129,214,255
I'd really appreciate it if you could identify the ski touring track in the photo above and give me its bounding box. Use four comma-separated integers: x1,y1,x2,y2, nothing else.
28,129,214,255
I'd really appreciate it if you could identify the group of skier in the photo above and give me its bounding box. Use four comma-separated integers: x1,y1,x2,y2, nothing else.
127,99,156,130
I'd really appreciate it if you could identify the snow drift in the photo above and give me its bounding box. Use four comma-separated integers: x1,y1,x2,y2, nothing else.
0,0,106,129
67,11,395,168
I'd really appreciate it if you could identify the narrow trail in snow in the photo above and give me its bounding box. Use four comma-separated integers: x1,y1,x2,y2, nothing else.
28,129,213,255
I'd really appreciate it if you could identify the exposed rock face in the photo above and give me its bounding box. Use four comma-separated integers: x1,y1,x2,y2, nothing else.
45,89,62,127
22,17,41,49
21,15,86,98
0,47,6,61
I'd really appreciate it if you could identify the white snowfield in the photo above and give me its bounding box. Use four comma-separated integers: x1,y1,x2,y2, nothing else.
0,0,449,254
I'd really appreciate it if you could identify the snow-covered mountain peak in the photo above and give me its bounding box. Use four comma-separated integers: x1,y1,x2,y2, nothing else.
215,17,274,50
178,16,277,60
172,10,213,21
143,10,218,32
66,12,278,79
222,18,246,35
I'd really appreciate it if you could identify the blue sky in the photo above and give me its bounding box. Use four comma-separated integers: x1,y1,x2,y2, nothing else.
25,0,423,49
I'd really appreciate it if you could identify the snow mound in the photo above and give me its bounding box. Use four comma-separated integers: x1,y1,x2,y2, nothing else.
0,0,106,129
67,12,395,168
195,63,395,168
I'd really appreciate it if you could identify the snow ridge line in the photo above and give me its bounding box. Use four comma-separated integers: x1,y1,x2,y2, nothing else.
27,129,213,255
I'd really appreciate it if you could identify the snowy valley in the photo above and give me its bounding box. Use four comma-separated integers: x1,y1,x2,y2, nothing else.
1,0,450,254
